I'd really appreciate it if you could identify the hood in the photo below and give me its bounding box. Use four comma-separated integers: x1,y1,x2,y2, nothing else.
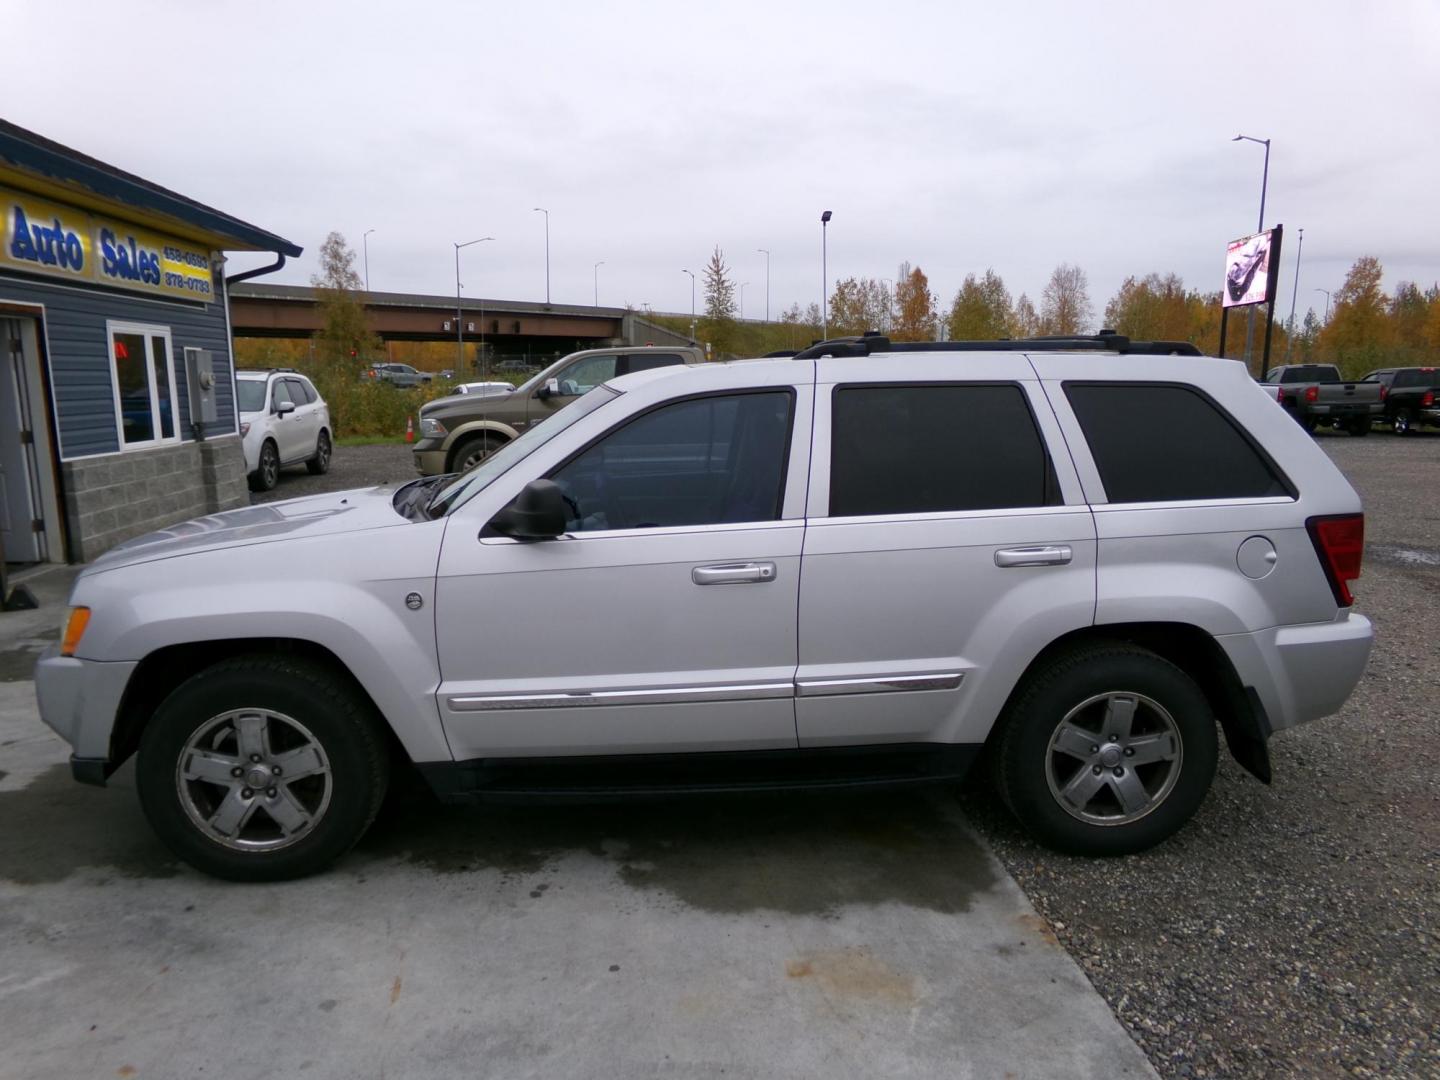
86,486,414,574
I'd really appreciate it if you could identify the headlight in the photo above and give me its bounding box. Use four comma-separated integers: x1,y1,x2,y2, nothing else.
240,421,251,436
61,607,91,657
419,417,447,438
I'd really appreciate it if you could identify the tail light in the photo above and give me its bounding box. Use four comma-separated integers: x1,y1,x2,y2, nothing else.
1306,514,1364,607
1379,383,1388,401
1276,387,1285,403
1423,390,1435,408
1304,385,1319,403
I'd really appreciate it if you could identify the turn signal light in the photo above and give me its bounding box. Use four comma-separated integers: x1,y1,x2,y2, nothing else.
60,606,91,657
1306,515,1364,607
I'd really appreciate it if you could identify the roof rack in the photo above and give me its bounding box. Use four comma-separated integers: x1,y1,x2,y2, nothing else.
236,366,300,375
791,330,1202,359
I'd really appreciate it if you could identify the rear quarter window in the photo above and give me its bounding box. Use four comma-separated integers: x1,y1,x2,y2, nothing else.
1064,383,1292,503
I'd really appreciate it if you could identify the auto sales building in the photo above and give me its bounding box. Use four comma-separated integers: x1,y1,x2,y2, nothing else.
0,120,301,570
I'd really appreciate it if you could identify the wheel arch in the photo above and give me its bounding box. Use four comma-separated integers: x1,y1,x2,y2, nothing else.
992,621,1271,783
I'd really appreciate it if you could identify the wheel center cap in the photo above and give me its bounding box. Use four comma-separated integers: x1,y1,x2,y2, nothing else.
1099,746,1123,768
245,765,271,789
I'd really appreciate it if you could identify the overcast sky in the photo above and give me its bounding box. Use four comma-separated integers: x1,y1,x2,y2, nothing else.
6,1,1437,325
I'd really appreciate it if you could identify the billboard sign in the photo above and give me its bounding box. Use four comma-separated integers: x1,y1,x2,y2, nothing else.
1223,229,1274,308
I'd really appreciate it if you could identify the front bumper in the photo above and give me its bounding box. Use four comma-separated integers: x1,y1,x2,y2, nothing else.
413,440,448,476
33,646,139,785
1217,612,1373,735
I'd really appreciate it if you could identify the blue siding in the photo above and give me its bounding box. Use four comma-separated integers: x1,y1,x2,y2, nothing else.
0,270,235,458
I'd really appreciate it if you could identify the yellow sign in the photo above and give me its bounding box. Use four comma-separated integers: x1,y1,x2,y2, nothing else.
1,186,215,303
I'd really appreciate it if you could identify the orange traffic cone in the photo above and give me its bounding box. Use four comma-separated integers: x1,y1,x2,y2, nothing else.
405,416,415,443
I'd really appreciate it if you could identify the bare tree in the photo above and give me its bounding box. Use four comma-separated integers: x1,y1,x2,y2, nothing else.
1040,263,1093,335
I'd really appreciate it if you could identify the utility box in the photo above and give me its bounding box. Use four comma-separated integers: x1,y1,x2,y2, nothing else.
183,347,218,427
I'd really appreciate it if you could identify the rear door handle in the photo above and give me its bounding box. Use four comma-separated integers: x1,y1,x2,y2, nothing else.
692,562,777,585
994,545,1073,568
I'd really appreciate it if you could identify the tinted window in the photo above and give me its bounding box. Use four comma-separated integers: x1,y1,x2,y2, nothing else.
557,355,617,395
549,391,792,531
1395,369,1436,388
1065,383,1290,503
623,352,685,374
283,378,309,404
829,384,1054,516
271,379,294,408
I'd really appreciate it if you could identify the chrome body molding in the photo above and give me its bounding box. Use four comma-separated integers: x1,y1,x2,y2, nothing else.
446,672,965,712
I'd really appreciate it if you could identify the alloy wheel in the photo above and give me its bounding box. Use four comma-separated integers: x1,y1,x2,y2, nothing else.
1044,691,1183,826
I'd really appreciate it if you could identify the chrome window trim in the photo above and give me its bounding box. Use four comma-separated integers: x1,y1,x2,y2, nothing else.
1092,495,1297,513
806,505,1092,528
478,519,805,545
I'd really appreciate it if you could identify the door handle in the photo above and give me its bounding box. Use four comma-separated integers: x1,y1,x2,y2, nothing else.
994,545,1073,568
692,562,777,585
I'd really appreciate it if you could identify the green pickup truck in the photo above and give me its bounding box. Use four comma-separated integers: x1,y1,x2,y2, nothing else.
413,345,704,475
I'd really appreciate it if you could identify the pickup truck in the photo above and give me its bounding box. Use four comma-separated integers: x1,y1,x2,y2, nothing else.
1260,364,1383,436
1359,366,1440,435
364,362,434,388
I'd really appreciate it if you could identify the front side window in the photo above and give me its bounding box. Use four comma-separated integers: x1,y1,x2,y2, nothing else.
109,323,177,446
1065,383,1291,503
556,355,616,396
271,380,294,409
549,391,793,532
829,384,1056,516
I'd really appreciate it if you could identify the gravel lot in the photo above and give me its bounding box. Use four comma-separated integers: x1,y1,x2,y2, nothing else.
258,431,1440,1078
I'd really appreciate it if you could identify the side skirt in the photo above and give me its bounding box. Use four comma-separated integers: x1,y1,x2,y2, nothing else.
416,743,981,805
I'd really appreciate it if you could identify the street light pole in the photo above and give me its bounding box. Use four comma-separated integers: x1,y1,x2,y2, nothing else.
454,236,494,373
1315,288,1331,322
756,248,771,323
593,261,604,307
532,207,550,305
1232,135,1271,370
820,210,832,338
1285,227,1304,361
362,228,375,292
739,282,749,322
681,268,696,341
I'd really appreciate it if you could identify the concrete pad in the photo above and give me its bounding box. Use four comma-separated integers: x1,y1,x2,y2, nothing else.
2,667,1155,1078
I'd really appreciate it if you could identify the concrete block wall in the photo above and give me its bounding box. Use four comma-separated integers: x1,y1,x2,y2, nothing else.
61,437,249,561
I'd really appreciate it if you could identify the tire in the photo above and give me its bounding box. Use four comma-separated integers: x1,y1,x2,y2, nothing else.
447,433,503,474
306,429,332,475
249,439,280,491
992,644,1218,856
1394,408,1414,436
136,655,390,881
1346,418,1371,437
1300,416,1318,434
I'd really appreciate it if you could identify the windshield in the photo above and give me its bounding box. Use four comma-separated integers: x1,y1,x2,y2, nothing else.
428,385,621,516
237,379,268,413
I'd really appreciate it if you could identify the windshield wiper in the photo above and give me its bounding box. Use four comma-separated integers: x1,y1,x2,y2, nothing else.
421,473,461,518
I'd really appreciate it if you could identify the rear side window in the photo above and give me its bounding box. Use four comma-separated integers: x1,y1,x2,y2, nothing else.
1065,383,1290,503
829,384,1056,516
1395,369,1435,388
623,352,685,374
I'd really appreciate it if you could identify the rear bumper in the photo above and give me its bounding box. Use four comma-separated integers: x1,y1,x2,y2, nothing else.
33,646,138,784
1309,403,1382,418
1217,613,1373,734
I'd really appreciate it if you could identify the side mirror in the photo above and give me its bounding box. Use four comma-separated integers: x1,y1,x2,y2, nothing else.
537,377,561,400
275,400,296,416
489,479,568,541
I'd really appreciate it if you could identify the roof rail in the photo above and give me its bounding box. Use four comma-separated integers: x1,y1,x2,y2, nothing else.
792,330,1201,359
236,366,300,374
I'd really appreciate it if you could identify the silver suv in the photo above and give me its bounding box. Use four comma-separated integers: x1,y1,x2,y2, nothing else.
34,334,1374,880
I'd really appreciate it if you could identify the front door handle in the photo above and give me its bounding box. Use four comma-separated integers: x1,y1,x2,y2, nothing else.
994,545,1073,568
692,562,777,585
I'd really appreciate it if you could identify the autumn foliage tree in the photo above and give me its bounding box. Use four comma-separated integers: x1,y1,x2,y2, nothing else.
892,263,938,341
1319,256,1390,376
946,269,1013,340
311,231,383,370
828,277,893,336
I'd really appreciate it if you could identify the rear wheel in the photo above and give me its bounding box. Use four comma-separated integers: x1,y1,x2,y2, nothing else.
136,656,390,881
448,433,503,474
993,644,1218,856
1394,408,1414,435
1346,417,1371,437
306,429,332,474
1299,415,1318,434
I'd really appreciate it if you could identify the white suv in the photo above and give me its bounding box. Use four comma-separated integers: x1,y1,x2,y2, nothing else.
36,333,1373,880
236,369,332,492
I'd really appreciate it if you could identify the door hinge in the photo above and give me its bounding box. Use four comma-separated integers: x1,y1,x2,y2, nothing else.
19,429,33,445
31,518,45,533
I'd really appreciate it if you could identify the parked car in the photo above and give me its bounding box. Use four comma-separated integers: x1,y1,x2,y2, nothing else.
364,362,433,388
1259,363,1383,435
236,369,332,491
35,333,1373,880
1359,366,1440,434
413,345,705,475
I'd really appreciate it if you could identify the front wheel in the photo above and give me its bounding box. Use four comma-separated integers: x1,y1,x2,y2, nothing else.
307,429,332,474
136,656,390,881
448,433,503,474
1346,417,1371,437
992,644,1218,856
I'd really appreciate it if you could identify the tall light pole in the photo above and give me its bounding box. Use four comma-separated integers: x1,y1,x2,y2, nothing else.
1232,134,1271,369
454,236,494,372
362,228,375,292
681,268,696,341
756,248,771,323
593,261,604,307
1285,227,1304,361
532,207,550,305
1314,288,1331,322
820,210,832,338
